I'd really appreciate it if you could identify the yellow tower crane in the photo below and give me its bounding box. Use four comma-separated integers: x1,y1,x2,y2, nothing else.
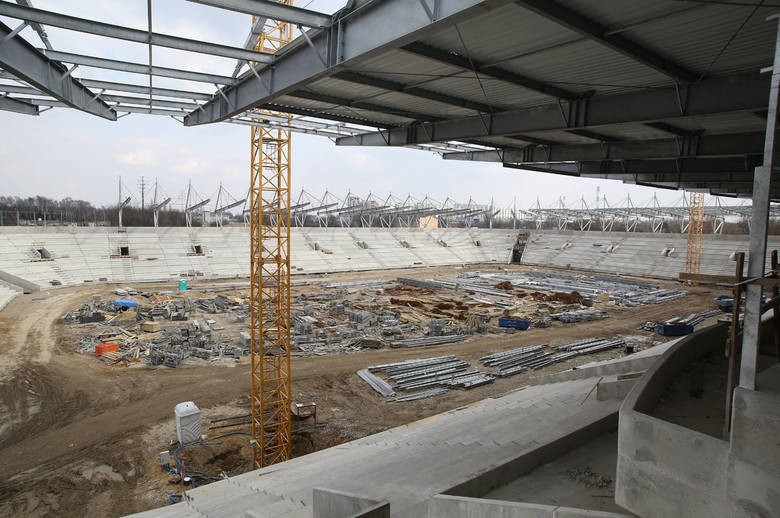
685,191,705,278
249,4,294,468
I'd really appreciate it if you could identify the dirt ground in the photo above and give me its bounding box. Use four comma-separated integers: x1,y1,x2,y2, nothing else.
0,263,724,517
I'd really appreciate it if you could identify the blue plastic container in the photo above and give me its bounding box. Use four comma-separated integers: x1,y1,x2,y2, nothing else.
656,323,694,336
498,318,531,330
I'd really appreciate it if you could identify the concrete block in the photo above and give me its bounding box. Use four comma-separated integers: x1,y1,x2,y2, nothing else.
313,488,389,518
428,495,553,518
141,321,162,332
597,377,638,401
730,387,780,476
616,412,731,517
727,456,780,518
553,507,632,518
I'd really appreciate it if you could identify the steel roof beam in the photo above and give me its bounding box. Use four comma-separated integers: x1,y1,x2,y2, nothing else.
332,71,495,113
0,94,38,114
401,41,579,100
567,128,619,142
644,121,702,137
510,162,769,196
0,1,273,62
232,16,266,77
287,89,441,121
80,79,212,101
514,157,763,176
444,131,766,163
336,72,769,146
0,21,116,120
41,50,237,85
101,94,200,110
513,0,699,83
187,0,331,28
184,0,508,125
16,0,53,50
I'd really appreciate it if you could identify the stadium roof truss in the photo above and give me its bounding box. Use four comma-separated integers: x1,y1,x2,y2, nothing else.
1,0,779,198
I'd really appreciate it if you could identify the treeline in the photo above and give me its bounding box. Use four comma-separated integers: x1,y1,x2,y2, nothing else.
0,195,196,226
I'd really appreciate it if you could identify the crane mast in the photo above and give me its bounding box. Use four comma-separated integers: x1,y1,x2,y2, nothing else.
249,4,294,468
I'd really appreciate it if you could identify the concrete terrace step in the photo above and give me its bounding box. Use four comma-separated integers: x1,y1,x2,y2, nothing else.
128,374,620,518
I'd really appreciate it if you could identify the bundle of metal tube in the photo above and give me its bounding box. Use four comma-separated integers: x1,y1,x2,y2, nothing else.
473,271,688,307
394,388,449,402
663,309,722,326
366,355,495,397
396,277,514,298
553,337,625,353
357,368,395,397
391,335,467,347
481,337,626,377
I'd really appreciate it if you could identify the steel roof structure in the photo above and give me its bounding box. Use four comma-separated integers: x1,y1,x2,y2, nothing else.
1,0,779,198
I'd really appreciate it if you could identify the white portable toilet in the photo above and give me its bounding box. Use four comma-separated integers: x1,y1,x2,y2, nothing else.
174,401,201,444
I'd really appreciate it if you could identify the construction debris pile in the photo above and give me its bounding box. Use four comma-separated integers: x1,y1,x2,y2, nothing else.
358,355,495,401
289,279,490,355
62,296,119,324
64,291,249,367
480,337,627,377
62,267,690,368
462,270,688,307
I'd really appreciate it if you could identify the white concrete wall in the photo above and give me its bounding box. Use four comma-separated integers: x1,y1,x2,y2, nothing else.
429,495,631,517
0,227,515,289
521,230,780,279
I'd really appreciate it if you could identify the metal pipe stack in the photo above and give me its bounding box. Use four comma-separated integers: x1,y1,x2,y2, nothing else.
480,336,627,377
359,355,495,400
391,335,467,348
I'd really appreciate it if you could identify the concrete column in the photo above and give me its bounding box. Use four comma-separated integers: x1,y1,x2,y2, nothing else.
739,16,780,390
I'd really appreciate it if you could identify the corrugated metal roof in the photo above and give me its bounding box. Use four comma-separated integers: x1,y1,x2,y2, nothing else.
4,0,777,197
625,3,777,78
422,4,577,64
503,39,671,95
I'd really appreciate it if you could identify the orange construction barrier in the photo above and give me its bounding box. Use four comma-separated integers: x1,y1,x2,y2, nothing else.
95,342,120,355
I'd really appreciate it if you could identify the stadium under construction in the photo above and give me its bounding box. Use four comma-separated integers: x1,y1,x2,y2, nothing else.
1,1,780,517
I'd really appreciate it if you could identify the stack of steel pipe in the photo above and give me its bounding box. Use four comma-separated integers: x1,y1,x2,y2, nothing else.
357,368,395,397
551,308,607,323
391,335,467,347
479,345,550,377
663,309,722,326
394,388,449,402
364,355,495,399
553,337,626,354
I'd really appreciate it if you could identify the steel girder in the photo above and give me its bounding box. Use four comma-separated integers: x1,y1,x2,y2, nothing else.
184,0,513,125
513,0,698,83
0,94,38,115
331,71,494,113
443,132,766,163
286,89,442,121
400,41,579,100
0,22,116,120
187,0,332,28
40,50,237,85
513,156,764,176
335,72,769,146
0,1,272,62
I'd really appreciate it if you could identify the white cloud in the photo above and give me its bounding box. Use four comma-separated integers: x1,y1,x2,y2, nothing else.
171,160,203,174
117,150,155,166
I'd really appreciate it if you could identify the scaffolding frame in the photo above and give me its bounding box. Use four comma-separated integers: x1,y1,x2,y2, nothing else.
685,192,706,277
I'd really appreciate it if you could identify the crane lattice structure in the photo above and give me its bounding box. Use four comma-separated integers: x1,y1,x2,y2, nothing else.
685,192,706,276
249,5,294,469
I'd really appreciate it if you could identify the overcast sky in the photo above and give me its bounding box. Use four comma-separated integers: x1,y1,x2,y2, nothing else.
0,0,708,212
